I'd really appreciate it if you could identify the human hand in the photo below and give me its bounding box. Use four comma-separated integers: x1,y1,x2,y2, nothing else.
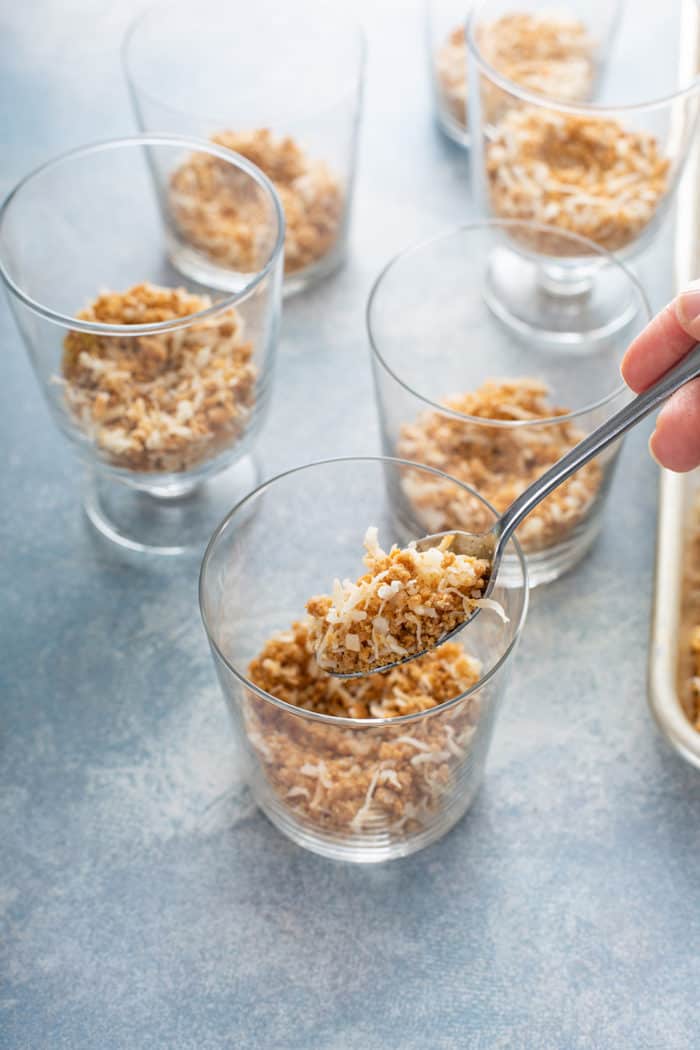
621,281,700,472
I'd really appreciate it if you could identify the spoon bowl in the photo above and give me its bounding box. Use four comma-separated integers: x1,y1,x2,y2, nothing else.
319,527,499,680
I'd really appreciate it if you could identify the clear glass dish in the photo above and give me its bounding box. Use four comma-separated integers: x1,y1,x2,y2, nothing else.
467,0,700,341
367,221,650,588
426,0,473,147
123,0,365,296
427,0,621,150
199,457,528,863
0,136,284,556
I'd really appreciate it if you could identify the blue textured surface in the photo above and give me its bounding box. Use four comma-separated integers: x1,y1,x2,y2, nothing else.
2,2,700,1048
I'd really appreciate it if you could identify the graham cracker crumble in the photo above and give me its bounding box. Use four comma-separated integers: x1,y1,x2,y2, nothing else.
435,12,595,131
60,282,256,473
486,109,669,254
687,625,700,730
680,493,700,730
245,619,482,834
170,129,344,276
396,378,603,552
306,526,495,675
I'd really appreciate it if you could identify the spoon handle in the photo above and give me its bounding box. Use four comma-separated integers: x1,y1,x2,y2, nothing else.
497,343,700,546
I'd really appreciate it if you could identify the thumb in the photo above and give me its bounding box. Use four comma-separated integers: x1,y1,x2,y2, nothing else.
675,278,700,339
621,286,700,393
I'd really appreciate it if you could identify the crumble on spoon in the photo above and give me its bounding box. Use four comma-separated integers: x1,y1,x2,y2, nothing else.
306,526,505,677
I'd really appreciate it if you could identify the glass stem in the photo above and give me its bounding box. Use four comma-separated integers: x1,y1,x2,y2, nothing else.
142,478,202,501
536,261,597,299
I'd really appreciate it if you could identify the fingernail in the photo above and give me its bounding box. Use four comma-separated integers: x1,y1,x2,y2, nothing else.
676,279,700,331
648,432,663,469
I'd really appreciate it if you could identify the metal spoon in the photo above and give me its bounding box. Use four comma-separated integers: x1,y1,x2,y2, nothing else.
327,344,700,678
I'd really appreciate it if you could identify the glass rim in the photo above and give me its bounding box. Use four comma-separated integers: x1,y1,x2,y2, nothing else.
466,2,700,114
0,134,286,335
199,454,530,729
122,0,367,128
366,220,651,429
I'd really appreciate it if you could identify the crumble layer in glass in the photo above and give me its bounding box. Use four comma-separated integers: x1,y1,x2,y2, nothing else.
60,282,255,473
396,378,603,552
170,129,343,275
246,619,483,834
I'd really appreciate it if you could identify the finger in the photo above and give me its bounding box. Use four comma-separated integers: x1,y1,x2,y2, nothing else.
621,300,697,393
649,378,700,472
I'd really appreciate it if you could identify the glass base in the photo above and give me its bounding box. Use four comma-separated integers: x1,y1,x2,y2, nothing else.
255,777,482,863
483,246,639,346
83,455,260,556
282,244,348,298
168,237,347,299
167,239,261,295
436,111,470,150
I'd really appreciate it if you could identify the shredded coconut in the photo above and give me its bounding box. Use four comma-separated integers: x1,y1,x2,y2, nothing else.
395,735,432,753
378,768,402,790
349,767,382,830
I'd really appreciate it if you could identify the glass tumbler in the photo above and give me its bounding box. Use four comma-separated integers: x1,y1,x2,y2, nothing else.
427,0,473,147
427,0,620,149
200,457,528,863
467,0,700,341
0,136,284,556
123,0,365,296
367,222,650,588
